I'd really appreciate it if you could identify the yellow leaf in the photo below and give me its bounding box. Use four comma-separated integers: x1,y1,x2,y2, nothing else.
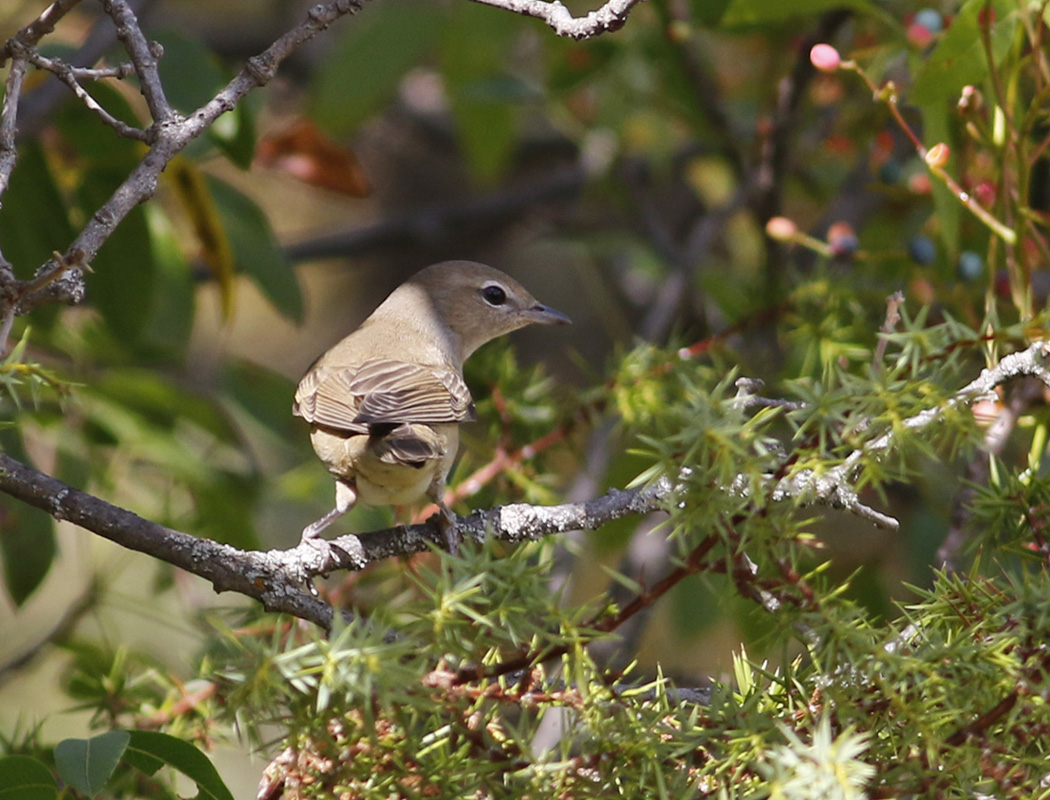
165,157,235,318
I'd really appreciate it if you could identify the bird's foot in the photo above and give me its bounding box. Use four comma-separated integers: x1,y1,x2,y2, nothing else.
433,506,458,555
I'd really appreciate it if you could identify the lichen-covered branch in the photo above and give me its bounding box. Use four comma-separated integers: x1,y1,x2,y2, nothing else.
769,340,1050,528
2,343,1046,628
467,0,643,39
0,451,671,630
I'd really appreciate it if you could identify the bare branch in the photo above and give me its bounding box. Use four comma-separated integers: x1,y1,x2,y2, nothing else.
15,0,151,141
468,0,643,39
0,0,84,58
21,49,149,140
2,344,1044,627
98,0,172,121
2,0,368,322
0,58,28,207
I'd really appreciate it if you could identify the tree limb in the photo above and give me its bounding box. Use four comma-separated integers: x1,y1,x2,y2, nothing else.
2,343,1045,628
0,451,671,631
467,0,643,39
767,340,1050,527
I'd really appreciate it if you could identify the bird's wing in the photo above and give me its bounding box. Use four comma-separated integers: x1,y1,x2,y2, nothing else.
370,422,445,467
293,360,475,432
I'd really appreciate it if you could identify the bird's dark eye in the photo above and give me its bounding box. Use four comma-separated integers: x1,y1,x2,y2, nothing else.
480,284,507,306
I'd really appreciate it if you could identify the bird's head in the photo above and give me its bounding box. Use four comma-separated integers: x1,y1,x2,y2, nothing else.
408,261,571,359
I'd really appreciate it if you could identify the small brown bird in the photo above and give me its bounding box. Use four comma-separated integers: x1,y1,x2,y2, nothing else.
293,260,570,553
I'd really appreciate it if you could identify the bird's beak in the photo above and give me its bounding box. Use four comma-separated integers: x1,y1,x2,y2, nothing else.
526,303,572,326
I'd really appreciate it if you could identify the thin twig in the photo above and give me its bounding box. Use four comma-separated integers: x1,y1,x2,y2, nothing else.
21,48,149,140
0,0,85,59
872,290,905,371
772,341,1050,529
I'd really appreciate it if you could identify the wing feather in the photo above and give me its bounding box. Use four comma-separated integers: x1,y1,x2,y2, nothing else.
293,360,474,432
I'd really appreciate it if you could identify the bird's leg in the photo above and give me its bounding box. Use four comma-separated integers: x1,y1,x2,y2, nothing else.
301,481,357,546
427,481,458,555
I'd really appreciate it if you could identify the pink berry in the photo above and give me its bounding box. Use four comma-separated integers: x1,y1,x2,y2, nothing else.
924,143,950,168
906,22,933,48
809,44,842,73
766,216,798,241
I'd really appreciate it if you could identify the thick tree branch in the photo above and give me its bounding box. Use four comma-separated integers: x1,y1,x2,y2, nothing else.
0,451,671,630
1,344,1045,629
467,0,643,39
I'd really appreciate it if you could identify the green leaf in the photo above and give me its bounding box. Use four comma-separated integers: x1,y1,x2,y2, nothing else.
0,140,76,280
154,31,227,112
122,731,234,800
84,198,154,342
223,359,303,443
691,0,733,26
211,99,258,170
191,472,260,550
138,204,196,360
91,368,239,444
311,0,444,134
0,429,56,606
54,731,130,797
53,82,142,164
0,755,58,800
152,30,256,167
688,0,730,25
912,0,1017,108
206,176,303,323
441,2,523,181
53,84,155,343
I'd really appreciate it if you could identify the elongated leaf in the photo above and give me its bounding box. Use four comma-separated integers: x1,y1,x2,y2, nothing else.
206,176,303,323
912,0,1017,107
722,0,886,26
0,140,76,281
0,428,56,606
122,731,234,800
91,368,240,444
152,30,256,168
0,755,58,800
138,204,196,359
55,731,130,797
51,84,153,342
223,359,303,444
167,158,235,319
442,2,522,181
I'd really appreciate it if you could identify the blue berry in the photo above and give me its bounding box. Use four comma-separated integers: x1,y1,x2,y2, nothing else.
915,9,943,33
957,251,984,281
908,235,936,265
831,233,859,258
